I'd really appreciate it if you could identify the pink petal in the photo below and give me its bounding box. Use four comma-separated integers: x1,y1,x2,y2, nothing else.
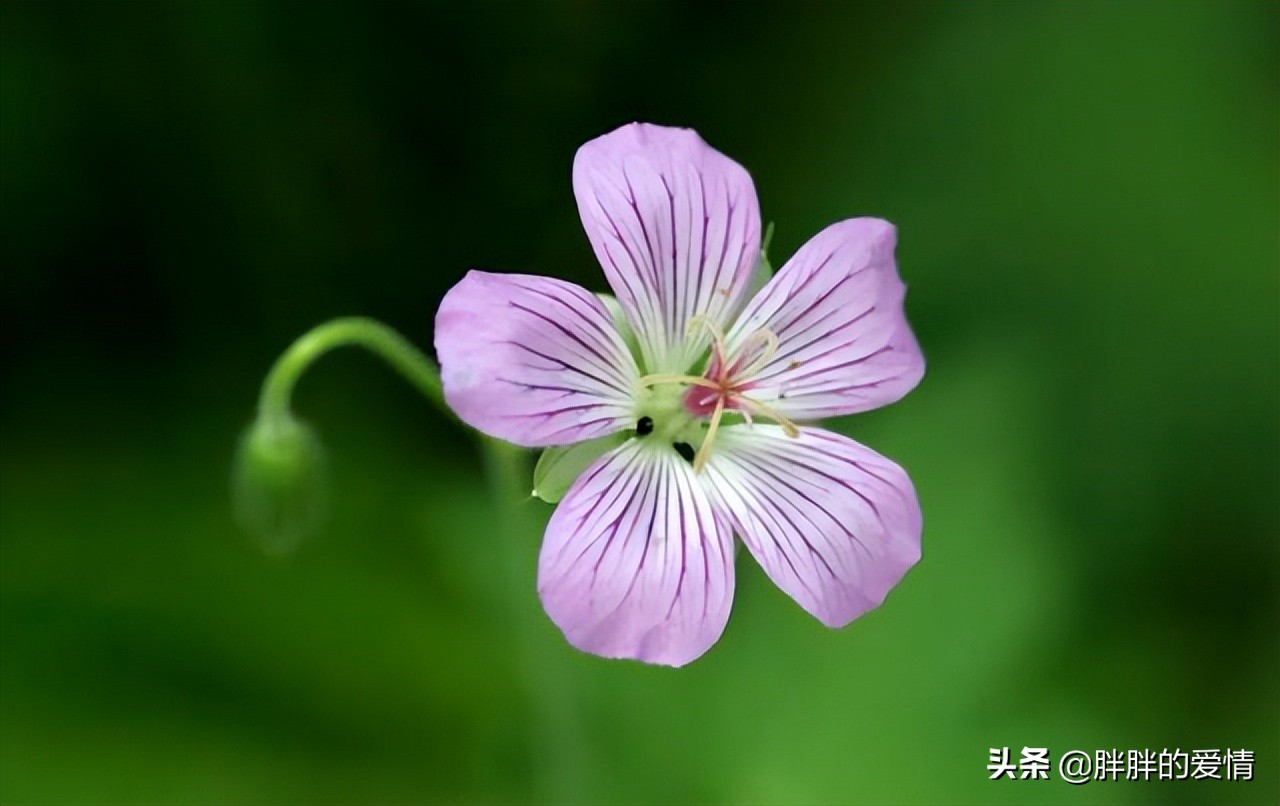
701,425,921,628
573,123,762,374
538,440,735,666
729,218,925,419
434,270,639,447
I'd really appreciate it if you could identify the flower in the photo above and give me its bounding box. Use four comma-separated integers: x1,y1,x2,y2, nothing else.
434,123,924,666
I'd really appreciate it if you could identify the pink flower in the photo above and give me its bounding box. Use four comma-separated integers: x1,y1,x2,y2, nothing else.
434,123,924,666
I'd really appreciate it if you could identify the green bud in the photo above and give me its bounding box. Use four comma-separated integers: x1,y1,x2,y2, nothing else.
231,414,329,555
532,431,627,504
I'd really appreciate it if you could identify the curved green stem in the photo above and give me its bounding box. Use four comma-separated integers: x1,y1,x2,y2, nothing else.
257,316,446,423
242,316,587,799
236,317,450,552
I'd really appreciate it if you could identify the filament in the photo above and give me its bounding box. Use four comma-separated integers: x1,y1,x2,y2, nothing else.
686,314,729,366
638,373,719,390
738,328,780,377
737,395,801,438
693,396,726,473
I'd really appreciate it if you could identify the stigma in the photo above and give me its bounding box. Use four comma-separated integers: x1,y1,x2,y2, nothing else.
637,317,799,473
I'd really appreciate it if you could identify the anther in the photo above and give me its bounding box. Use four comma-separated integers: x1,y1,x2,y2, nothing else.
738,396,801,438
636,416,654,436
672,442,696,463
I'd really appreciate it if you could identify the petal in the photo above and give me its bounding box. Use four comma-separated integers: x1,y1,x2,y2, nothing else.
434,270,640,447
574,123,762,375
538,440,735,666
594,291,641,367
701,425,921,628
728,218,925,419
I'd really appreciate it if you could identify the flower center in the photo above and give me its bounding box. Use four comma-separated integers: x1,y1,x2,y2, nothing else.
635,316,799,472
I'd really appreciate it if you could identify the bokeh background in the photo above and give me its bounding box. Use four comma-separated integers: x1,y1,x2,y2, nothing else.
2,2,1276,804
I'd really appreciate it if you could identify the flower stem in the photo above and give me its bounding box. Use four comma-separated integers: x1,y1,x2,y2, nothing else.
257,316,447,423
243,316,586,798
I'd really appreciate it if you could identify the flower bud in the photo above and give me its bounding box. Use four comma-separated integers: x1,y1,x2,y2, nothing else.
231,414,329,555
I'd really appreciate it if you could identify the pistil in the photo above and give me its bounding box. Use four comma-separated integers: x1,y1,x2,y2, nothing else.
635,321,800,473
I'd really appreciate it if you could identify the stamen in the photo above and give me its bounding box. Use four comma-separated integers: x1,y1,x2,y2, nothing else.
686,314,729,366
739,328,780,377
737,395,801,438
693,396,726,473
638,373,720,390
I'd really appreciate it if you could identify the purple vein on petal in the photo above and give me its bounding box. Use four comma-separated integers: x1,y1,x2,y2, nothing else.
738,446,872,564
506,302,630,383
565,450,647,571
768,346,895,390
691,170,708,331
519,285,633,360
706,459,827,605
755,307,876,377
730,450,851,576
502,341,630,396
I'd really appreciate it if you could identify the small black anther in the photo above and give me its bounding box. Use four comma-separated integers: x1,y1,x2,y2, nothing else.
636,416,654,436
672,441,695,463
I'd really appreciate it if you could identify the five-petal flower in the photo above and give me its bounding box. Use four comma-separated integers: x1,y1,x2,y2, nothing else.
435,123,924,666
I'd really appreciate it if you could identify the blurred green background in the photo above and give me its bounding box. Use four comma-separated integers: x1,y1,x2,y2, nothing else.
2,2,1276,804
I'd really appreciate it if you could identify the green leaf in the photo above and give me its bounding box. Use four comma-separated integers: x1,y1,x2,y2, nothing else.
532,431,628,503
